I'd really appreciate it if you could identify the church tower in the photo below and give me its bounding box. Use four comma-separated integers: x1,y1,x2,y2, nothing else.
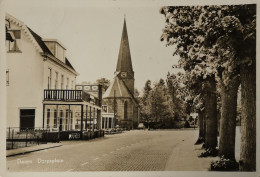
116,18,135,95
102,18,139,130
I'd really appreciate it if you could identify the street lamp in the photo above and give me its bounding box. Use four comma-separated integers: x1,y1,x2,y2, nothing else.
113,90,116,128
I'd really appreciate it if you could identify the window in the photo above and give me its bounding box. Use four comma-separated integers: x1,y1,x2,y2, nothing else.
48,68,52,89
124,101,128,120
55,71,58,89
6,69,9,86
59,110,63,131
66,109,69,131
66,78,69,89
71,81,74,90
8,30,21,52
54,109,57,128
47,109,50,128
103,106,106,112
61,75,64,89
70,111,73,130
20,109,35,131
12,30,21,39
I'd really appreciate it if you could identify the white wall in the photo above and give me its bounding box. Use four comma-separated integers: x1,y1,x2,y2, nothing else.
6,21,77,129
6,22,44,128
43,61,76,90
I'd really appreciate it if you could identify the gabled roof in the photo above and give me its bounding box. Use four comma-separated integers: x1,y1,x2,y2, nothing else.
27,27,76,72
65,57,76,71
27,27,54,56
116,18,133,72
103,76,138,105
6,13,76,73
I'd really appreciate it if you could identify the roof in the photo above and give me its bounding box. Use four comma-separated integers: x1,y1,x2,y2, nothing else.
116,18,133,72
27,27,76,72
27,27,54,56
103,76,138,105
65,57,76,71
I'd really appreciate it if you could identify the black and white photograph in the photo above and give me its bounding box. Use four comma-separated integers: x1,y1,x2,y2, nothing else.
0,0,259,177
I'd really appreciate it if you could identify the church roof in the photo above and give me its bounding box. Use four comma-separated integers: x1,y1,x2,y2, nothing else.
103,76,138,105
116,18,133,72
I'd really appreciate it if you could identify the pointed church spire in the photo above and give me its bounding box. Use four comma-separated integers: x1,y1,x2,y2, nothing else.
116,18,133,72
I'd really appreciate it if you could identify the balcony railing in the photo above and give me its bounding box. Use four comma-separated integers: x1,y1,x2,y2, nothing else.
44,89,101,106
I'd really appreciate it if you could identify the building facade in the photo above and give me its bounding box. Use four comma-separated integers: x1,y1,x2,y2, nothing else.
102,19,139,129
5,14,102,132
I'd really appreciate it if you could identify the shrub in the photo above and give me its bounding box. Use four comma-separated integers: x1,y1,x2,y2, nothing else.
211,156,239,171
184,120,190,128
172,121,185,129
199,147,219,157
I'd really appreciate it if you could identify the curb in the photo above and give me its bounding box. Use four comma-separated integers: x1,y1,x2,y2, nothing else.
6,144,62,157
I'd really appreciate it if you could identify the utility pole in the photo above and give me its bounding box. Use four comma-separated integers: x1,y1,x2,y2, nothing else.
114,90,116,128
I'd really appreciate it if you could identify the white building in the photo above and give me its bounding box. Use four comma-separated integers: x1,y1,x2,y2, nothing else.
5,14,102,132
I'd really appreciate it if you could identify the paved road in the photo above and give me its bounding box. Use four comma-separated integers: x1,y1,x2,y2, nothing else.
7,129,209,172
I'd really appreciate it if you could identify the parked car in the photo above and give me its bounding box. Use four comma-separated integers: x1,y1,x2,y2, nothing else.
138,123,145,129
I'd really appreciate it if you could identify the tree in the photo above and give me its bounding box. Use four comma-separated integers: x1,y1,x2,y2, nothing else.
140,80,152,124
134,88,140,98
230,6,256,171
96,78,110,93
161,6,218,152
150,81,167,124
161,5,256,170
196,5,256,169
183,72,206,144
166,72,186,121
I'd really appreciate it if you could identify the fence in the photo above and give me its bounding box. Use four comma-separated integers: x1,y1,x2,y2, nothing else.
6,127,105,150
6,127,50,150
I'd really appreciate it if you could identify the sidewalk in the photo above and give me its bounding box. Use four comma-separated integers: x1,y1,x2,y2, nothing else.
165,131,218,171
6,143,62,157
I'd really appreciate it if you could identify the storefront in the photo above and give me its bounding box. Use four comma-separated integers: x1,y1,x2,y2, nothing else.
42,88,102,139
101,113,115,129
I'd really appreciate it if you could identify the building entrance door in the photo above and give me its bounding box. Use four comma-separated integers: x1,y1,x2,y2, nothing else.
59,110,64,131
20,109,35,130
59,118,63,131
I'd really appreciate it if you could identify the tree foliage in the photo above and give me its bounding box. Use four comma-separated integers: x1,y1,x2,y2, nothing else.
96,77,110,91
140,77,187,128
160,5,256,170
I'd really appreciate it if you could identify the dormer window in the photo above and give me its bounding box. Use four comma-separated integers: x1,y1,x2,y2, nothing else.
8,30,21,52
43,39,66,63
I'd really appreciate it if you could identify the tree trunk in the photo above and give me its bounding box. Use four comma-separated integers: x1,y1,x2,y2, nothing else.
203,107,207,142
204,75,218,149
219,78,240,160
199,110,205,139
239,62,256,171
195,109,205,144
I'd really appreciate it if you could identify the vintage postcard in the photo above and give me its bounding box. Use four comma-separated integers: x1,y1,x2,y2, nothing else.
0,0,259,177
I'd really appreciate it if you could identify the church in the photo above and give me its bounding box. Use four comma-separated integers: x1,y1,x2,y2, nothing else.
102,18,140,130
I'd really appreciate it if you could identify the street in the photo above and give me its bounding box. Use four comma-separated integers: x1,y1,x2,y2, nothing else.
7,129,240,172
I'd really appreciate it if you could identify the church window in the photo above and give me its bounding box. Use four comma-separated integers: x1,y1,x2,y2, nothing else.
124,101,128,120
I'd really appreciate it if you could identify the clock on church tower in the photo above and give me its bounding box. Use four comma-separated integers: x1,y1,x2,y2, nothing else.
121,72,127,78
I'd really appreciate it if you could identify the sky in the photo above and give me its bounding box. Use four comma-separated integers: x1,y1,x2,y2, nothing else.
5,0,182,93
